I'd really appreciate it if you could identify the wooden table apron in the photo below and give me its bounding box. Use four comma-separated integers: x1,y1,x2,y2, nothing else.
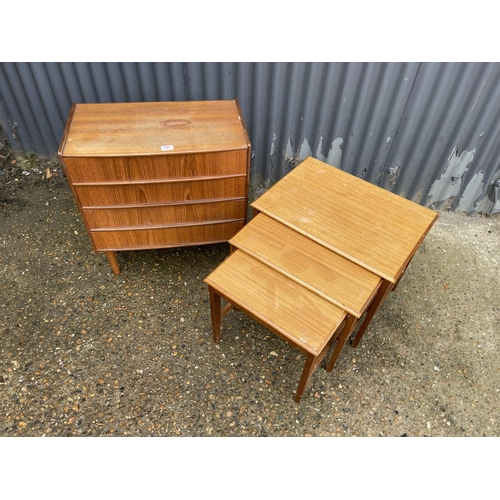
251,156,439,352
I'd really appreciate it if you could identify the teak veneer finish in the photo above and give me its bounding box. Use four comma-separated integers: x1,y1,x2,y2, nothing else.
207,214,383,402
252,156,438,354
229,213,382,318
205,157,438,402
59,100,251,274
252,156,438,284
204,249,348,402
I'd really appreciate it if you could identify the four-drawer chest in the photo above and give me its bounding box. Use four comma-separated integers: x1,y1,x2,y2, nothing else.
58,100,251,274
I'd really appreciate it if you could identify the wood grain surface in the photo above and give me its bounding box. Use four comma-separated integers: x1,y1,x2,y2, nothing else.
252,156,439,282
61,101,249,157
230,213,381,317
204,250,347,355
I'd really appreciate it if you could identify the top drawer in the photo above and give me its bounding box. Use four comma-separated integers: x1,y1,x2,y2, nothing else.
64,150,248,184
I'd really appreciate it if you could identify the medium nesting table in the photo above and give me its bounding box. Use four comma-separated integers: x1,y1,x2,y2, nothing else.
204,213,382,402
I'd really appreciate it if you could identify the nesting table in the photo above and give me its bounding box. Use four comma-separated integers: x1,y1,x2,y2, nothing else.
204,156,438,402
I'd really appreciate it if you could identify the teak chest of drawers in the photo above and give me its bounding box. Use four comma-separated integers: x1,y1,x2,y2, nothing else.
58,99,251,274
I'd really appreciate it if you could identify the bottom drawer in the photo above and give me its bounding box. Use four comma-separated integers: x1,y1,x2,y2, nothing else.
91,221,245,251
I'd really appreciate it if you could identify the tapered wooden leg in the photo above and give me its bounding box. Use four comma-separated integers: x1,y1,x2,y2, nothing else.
105,251,121,275
351,280,393,348
295,329,340,403
295,353,316,403
326,315,358,372
208,286,222,343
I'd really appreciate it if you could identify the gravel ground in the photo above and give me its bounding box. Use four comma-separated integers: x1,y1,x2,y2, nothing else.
1,155,499,440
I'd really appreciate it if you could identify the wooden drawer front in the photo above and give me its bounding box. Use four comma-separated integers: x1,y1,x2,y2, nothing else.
84,199,247,229
91,221,245,251
64,150,248,183
76,177,247,208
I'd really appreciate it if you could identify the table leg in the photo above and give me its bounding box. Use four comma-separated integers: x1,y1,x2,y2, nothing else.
105,251,121,275
326,315,357,372
208,286,222,343
295,324,342,403
351,279,393,348
295,353,316,403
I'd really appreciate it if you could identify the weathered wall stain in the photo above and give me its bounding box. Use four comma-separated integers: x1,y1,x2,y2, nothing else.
311,136,344,168
298,138,312,161
474,167,500,214
326,138,344,169
458,170,484,214
282,136,344,170
427,148,476,206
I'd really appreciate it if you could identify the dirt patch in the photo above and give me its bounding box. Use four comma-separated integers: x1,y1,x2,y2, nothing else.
1,154,499,437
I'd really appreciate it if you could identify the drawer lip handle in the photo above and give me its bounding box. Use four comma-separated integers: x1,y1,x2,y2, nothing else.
81,196,246,210
72,173,247,186
89,218,245,232
160,119,190,127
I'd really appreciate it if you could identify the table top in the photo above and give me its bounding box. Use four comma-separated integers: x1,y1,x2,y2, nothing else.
61,100,249,157
204,249,346,355
229,213,381,317
251,156,439,283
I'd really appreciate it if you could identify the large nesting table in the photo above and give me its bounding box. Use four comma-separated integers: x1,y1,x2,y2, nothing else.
251,156,439,354
204,156,438,402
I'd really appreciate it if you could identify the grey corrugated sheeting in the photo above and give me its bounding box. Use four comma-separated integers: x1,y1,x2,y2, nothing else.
379,62,500,215
1,62,500,214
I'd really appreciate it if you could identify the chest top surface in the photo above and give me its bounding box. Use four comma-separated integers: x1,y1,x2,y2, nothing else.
60,100,249,158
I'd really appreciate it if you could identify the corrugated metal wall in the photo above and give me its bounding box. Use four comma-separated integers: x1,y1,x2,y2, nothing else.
1,62,499,214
